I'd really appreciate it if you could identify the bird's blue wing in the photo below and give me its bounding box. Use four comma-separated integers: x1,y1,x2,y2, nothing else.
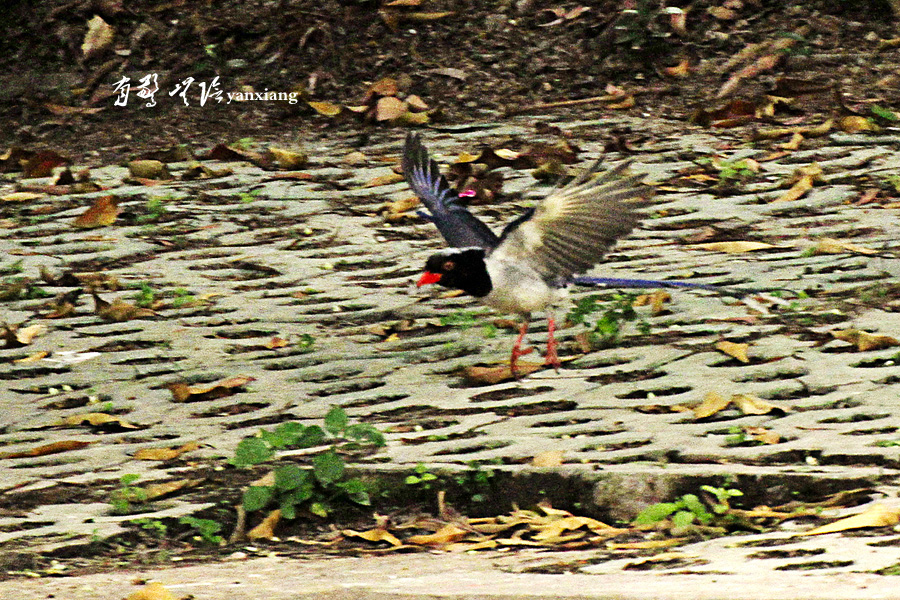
403,133,499,250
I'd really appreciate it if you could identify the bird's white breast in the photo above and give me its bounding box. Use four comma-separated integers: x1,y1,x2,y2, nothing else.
482,257,568,314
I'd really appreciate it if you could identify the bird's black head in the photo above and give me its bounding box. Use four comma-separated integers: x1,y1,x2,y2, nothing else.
418,248,492,297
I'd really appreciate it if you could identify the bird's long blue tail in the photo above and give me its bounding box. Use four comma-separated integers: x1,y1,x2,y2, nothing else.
573,276,793,298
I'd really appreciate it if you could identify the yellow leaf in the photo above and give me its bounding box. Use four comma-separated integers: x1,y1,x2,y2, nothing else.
267,147,308,170
407,524,469,546
531,450,564,467
74,196,119,228
248,509,281,540
128,160,171,179
125,582,176,600
693,392,732,419
308,101,342,117
342,528,403,546
691,241,775,253
532,516,614,540
774,175,814,203
375,96,407,122
715,340,750,363
797,504,900,536
82,15,114,60
0,440,91,459
831,329,900,352
2,191,44,202
813,237,877,256
134,442,200,461
365,173,405,187
144,478,202,500
58,413,139,429
839,115,879,133
732,394,784,415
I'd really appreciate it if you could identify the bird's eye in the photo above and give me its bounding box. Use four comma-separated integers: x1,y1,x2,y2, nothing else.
443,261,455,271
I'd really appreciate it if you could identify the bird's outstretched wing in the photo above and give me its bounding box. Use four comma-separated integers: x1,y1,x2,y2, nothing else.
402,133,499,249
490,160,649,283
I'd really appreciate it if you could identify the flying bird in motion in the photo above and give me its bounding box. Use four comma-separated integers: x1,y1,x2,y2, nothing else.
402,133,651,375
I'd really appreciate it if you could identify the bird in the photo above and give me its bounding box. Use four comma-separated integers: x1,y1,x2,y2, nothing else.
402,132,651,376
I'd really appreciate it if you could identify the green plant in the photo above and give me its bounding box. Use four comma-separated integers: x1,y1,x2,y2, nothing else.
724,425,764,447
133,282,156,308
179,516,225,545
567,293,650,349
171,288,196,308
109,474,148,515
634,485,744,528
239,190,260,204
133,518,168,538
440,309,483,329
454,461,498,503
234,407,385,519
405,463,438,489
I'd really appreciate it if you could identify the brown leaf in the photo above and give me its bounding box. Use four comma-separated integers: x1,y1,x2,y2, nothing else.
58,412,140,430
691,241,775,253
715,340,750,363
134,442,201,461
127,160,171,180
93,292,155,322
167,375,256,402
342,528,403,546
743,426,781,444
267,147,308,170
74,196,119,228
693,392,732,419
375,96,407,122
82,15,115,60
308,101,343,117
633,290,671,315
23,150,69,178
144,478,202,500
813,238,877,256
532,515,615,540
2,323,42,347
839,115,879,133
407,524,469,546
462,363,541,385
125,582,177,600
531,450,564,467
830,329,899,352
732,395,784,416
0,440,91,459
365,173,405,187
366,77,399,99
797,504,900,536
248,509,282,540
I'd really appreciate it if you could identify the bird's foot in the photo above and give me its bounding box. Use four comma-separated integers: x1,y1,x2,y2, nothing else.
510,345,534,378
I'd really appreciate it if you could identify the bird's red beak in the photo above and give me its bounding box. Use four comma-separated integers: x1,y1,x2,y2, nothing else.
417,271,442,287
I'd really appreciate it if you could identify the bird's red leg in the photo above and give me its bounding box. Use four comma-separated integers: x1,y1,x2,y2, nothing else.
510,320,533,376
544,316,561,371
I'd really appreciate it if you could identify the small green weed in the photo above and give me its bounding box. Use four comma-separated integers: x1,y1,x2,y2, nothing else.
109,474,148,515
234,407,384,519
179,516,225,545
133,282,156,308
634,485,744,529
404,463,438,489
567,293,650,349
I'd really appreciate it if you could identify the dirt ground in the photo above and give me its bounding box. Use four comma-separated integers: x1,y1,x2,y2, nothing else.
2,0,900,163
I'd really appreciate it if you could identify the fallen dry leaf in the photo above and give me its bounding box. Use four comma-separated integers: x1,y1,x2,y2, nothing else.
813,238,878,256
134,442,201,461
93,292,155,322
830,329,899,352
127,160,171,180
407,523,469,546
0,440,91,459
82,15,115,60
731,395,784,416
691,241,775,253
248,509,282,540
342,528,403,546
57,412,140,430
308,101,342,117
531,450,564,467
167,375,256,402
1,323,42,347
462,363,542,385
715,340,750,363
797,503,900,536
144,478,203,500
267,147,308,170
693,392,733,419
75,196,119,228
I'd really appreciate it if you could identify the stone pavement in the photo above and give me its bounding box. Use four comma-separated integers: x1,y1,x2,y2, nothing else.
2,116,900,595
